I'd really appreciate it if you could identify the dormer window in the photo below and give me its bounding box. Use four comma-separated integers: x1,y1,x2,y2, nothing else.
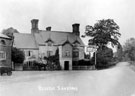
45,36,54,46
0,40,6,45
48,41,52,46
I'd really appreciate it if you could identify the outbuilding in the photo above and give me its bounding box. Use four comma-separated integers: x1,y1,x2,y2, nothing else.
0,33,12,68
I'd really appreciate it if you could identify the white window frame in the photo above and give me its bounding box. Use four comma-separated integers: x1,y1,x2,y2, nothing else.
25,50,33,57
65,50,70,57
0,51,6,60
47,51,53,57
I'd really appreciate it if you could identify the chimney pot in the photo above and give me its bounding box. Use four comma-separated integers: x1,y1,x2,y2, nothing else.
46,27,51,31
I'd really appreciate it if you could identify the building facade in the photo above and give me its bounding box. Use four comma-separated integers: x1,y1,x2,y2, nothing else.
13,19,85,70
0,33,12,68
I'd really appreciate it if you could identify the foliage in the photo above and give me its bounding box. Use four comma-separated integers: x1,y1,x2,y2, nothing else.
2,27,19,38
84,53,90,59
44,48,61,70
83,19,121,47
82,19,121,69
122,38,135,61
78,59,92,66
12,47,25,63
91,46,113,69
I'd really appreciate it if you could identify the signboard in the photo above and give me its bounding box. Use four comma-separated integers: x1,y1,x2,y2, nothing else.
87,45,98,52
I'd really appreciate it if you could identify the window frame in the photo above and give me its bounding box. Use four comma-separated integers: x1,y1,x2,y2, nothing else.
65,50,70,57
0,51,6,60
47,51,53,57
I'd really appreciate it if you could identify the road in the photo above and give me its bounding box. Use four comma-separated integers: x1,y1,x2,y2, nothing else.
0,62,135,96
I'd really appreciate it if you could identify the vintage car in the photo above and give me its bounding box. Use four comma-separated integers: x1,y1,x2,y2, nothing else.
0,66,12,76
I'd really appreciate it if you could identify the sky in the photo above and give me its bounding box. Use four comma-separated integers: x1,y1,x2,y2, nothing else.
0,0,135,46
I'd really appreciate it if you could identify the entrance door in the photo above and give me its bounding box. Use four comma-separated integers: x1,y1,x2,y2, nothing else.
64,61,69,70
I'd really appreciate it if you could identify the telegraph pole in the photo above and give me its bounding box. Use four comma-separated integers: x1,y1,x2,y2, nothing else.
87,45,97,70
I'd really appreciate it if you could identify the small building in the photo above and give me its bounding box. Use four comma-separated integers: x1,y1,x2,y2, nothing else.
0,33,12,68
13,19,85,70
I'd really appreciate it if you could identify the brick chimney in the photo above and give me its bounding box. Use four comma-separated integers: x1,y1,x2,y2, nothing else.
31,19,39,33
46,26,51,31
72,23,80,36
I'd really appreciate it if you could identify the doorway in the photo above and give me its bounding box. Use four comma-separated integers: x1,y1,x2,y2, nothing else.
64,61,69,70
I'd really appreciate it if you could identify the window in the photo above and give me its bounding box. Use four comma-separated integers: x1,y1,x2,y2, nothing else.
47,51,53,57
73,51,79,58
25,51,33,56
0,51,6,60
65,51,70,57
48,42,52,46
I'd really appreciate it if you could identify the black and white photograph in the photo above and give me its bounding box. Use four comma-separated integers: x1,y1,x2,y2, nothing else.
0,0,135,96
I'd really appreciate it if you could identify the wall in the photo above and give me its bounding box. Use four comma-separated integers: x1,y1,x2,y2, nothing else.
0,38,12,67
39,45,57,58
23,49,39,62
78,46,84,60
59,44,73,70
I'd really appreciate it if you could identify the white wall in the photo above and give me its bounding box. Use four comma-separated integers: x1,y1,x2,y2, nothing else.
39,45,57,57
59,44,73,70
23,49,39,63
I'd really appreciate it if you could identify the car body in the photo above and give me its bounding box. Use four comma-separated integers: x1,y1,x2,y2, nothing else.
0,66,12,76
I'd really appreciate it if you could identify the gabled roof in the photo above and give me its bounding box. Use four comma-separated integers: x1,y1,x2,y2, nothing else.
73,36,81,45
13,30,85,49
45,36,54,43
34,30,85,46
13,33,38,49
62,36,73,46
0,33,11,39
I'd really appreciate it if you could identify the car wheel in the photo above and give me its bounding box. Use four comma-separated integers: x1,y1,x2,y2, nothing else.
0,72,3,76
7,72,12,76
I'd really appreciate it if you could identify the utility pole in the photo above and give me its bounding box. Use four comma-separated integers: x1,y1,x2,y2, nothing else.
87,45,98,70
94,51,97,70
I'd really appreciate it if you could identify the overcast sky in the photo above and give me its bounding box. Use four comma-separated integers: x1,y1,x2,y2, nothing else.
0,0,135,45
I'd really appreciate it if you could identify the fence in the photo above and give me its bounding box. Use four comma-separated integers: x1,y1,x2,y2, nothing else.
72,65,96,70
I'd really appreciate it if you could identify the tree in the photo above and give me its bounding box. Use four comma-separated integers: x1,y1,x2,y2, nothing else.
2,27,19,38
45,48,61,70
83,19,121,68
83,19,121,47
122,38,135,61
12,47,25,64
92,46,113,69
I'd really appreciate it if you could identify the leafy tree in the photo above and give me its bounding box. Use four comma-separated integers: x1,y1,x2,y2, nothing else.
83,19,121,47
12,47,25,64
2,27,19,38
92,46,113,69
83,19,121,68
122,38,135,61
45,48,61,70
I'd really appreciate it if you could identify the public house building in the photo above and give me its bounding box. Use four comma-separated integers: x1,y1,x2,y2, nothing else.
13,19,85,70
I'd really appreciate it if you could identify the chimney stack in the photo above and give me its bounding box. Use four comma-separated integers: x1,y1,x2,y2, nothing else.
31,19,39,30
31,19,39,33
46,26,51,31
72,23,80,36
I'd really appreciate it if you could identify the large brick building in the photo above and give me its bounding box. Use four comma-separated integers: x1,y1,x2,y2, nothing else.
0,33,12,68
13,19,85,70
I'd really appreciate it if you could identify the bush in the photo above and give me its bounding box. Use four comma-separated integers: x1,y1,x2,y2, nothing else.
91,46,113,69
12,47,25,64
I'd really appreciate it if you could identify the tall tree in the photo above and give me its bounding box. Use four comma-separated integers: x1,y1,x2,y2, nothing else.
83,19,121,48
2,27,19,38
12,47,25,64
122,38,135,61
83,19,121,68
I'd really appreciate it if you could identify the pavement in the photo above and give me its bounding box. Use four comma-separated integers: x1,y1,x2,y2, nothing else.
0,62,135,96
